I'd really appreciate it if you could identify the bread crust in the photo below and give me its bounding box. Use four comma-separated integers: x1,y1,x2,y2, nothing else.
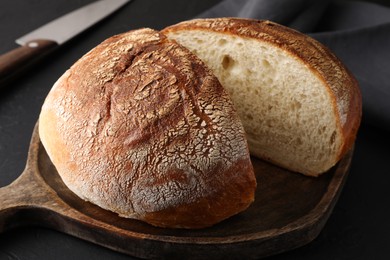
163,18,362,173
39,28,256,228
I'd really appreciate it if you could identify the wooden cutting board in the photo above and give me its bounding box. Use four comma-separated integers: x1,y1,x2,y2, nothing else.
0,123,353,259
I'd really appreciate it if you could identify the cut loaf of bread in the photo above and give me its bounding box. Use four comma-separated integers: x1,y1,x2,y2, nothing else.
39,28,256,228
163,18,362,176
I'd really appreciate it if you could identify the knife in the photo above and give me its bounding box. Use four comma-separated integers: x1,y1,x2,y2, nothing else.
0,0,131,88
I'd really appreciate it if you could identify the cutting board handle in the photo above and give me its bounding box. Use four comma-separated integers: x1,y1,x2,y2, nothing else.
0,169,37,232
0,160,63,233
0,123,64,233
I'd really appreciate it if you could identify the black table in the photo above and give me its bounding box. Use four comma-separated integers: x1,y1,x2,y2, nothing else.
1,0,389,259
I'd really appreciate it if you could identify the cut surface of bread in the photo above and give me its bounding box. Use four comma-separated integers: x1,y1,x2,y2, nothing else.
39,28,256,228
163,18,362,176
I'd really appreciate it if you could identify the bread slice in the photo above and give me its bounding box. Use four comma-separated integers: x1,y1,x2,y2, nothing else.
39,28,256,228
163,18,362,176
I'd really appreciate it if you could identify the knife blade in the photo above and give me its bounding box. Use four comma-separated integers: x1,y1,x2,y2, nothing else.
0,0,131,89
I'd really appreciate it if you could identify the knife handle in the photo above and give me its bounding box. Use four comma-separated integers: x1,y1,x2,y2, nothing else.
0,39,58,89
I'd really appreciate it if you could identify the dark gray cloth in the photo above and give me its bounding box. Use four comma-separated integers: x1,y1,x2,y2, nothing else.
198,0,390,131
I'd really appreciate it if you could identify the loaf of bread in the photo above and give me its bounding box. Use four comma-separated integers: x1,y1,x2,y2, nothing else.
38,28,257,228
163,18,362,176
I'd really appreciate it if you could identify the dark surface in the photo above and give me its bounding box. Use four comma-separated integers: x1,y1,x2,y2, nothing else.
0,0,389,259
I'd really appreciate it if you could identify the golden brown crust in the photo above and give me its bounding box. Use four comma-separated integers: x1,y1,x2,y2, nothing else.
143,157,255,228
39,28,256,228
163,18,362,166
